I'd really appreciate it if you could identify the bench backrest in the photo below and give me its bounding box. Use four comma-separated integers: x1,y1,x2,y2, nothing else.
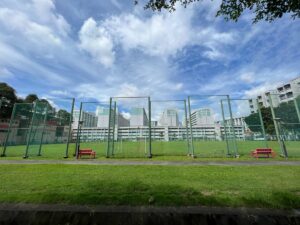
255,148,273,153
79,149,93,153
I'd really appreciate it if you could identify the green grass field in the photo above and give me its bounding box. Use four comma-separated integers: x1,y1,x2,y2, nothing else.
0,164,299,208
1,140,299,160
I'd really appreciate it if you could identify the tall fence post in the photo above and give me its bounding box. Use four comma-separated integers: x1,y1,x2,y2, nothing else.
227,96,238,157
65,98,75,158
256,99,268,148
75,102,83,158
187,96,195,157
24,103,37,158
111,101,117,156
1,103,17,157
106,98,113,158
184,100,190,155
38,103,49,156
148,97,152,158
220,99,230,156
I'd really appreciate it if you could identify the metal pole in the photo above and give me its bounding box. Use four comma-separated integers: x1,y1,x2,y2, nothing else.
220,99,230,156
256,99,268,148
184,100,190,155
75,102,83,158
268,94,285,156
24,103,37,158
1,103,17,157
148,97,152,158
106,98,112,158
65,98,75,158
111,101,116,156
227,96,238,157
294,98,300,123
37,103,49,156
187,96,195,157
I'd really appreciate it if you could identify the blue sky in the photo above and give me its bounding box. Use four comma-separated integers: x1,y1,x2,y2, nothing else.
0,0,299,106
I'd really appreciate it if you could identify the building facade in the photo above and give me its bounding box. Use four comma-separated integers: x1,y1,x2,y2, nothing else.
189,108,215,126
73,110,98,129
248,76,300,112
130,108,148,127
158,109,179,127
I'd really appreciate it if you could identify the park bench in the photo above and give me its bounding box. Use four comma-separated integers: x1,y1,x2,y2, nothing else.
77,148,96,159
251,148,276,158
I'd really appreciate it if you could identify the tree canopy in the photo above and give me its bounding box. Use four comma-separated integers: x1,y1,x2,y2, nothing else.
24,94,39,103
137,0,300,22
0,83,18,118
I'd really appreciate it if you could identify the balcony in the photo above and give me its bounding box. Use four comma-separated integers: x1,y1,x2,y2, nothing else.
277,87,284,92
284,84,291,90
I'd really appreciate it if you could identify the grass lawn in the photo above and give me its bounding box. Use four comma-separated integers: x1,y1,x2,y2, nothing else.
0,164,299,208
1,140,299,160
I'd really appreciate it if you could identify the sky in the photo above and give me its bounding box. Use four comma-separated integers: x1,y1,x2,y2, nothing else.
0,0,299,117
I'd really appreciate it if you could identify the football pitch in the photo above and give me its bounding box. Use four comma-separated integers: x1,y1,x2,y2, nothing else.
1,140,299,160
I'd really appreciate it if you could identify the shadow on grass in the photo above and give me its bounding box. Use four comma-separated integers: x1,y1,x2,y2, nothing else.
5,180,299,209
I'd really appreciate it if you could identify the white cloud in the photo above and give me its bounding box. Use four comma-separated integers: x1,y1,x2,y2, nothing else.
79,18,115,68
0,67,13,79
78,5,236,62
49,90,71,97
120,111,131,120
240,72,255,83
117,83,141,97
0,8,62,46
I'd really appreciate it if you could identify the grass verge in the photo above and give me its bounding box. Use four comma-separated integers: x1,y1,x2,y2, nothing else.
0,164,299,209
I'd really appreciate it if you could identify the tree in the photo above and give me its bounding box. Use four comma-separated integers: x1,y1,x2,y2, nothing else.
0,83,18,118
24,94,39,103
137,0,300,22
244,107,275,135
57,109,71,126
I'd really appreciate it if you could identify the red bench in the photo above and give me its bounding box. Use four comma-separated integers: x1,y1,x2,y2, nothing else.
251,148,276,158
77,148,96,159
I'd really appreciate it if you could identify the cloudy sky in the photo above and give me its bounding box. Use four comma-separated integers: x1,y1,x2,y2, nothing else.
0,0,299,106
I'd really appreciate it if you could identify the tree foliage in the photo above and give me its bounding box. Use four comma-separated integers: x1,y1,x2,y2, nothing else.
137,0,300,22
0,83,18,118
244,96,300,136
25,94,39,103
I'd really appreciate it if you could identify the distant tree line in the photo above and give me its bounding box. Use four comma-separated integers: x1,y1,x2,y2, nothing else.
0,83,70,126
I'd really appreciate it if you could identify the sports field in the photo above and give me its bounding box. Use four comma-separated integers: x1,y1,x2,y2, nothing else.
1,141,299,209
0,164,299,208
1,140,299,160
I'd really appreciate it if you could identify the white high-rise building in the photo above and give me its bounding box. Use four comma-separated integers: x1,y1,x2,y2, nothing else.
276,76,300,103
130,108,148,127
96,106,129,127
190,108,215,126
96,107,110,127
248,76,300,112
72,110,97,128
158,109,179,127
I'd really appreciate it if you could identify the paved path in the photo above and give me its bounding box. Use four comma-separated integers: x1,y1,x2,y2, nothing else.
0,159,299,166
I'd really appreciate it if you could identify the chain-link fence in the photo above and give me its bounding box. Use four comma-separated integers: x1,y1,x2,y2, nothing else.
1,103,33,157
150,100,191,157
28,98,75,159
73,101,110,159
229,99,269,157
187,95,238,158
1,98,75,159
268,93,300,158
106,97,152,158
